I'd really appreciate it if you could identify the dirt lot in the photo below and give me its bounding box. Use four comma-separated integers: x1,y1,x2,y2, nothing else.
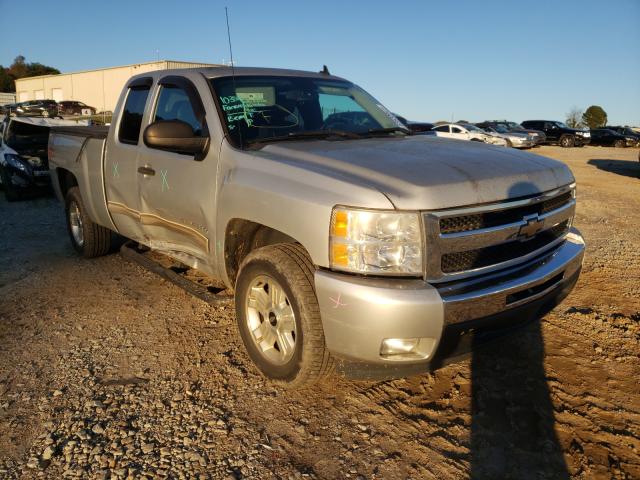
0,146,638,479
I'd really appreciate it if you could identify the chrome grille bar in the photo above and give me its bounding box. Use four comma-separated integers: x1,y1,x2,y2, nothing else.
423,185,575,282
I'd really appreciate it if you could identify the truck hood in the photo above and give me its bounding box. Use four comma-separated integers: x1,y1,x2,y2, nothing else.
255,136,574,210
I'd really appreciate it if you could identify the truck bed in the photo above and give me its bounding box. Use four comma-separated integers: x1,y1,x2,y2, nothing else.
49,126,114,231
49,125,109,139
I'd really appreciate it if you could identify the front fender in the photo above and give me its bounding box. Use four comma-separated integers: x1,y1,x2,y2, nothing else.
214,142,393,284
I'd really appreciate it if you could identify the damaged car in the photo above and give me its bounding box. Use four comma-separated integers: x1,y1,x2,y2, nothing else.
0,116,87,201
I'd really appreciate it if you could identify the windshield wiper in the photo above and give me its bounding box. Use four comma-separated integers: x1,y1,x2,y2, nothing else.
363,127,412,136
246,129,361,146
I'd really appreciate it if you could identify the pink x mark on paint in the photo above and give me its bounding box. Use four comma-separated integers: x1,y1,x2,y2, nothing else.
329,292,347,309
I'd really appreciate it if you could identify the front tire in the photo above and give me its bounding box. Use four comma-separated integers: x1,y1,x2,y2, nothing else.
235,244,334,388
65,186,111,258
614,139,625,148
0,168,20,202
560,135,575,148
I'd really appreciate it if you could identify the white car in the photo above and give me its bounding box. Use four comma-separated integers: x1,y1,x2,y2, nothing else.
432,123,507,146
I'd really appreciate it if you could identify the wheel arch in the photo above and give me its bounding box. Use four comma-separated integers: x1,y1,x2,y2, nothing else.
224,218,302,288
55,167,79,200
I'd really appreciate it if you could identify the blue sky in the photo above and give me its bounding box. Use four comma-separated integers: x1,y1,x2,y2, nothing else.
1,0,639,125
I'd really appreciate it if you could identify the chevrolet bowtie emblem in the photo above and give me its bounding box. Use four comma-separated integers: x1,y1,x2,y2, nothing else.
518,215,544,240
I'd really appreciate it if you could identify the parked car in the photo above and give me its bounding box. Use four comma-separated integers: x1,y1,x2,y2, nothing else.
520,120,590,148
0,116,88,200
476,120,547,145
589,129,633,148
0,103,18,115
476,124,535,149
48,66,584,387
12,100,59,118
432,122,507,146
604,126,640,146
58,100,97,116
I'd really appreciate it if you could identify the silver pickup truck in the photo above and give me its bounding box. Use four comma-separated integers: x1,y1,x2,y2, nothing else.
48,66,585,387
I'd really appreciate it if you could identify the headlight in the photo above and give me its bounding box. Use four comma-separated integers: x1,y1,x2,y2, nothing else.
330,207,423,275
4,154,30,173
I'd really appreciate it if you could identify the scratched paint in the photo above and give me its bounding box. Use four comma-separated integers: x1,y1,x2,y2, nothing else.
113,162,119,178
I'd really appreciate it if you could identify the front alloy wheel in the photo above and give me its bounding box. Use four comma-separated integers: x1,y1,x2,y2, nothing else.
235,244,334,388
245,275,297,365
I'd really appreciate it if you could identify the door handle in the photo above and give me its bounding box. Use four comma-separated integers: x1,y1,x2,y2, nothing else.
137,166,155,176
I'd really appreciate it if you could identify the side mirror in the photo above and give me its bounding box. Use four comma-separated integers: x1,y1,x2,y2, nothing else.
143,120,208,157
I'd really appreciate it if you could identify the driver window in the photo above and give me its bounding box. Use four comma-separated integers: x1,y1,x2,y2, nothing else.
154,86,203,135
451,126,463,134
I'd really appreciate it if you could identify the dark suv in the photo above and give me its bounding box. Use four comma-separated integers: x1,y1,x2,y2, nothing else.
476,120,546,145
604,126,640,146
590,129,635,148
520,120,590,147
58,100,97,116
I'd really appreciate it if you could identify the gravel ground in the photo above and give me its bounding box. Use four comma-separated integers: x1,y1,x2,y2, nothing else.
0,145,638,479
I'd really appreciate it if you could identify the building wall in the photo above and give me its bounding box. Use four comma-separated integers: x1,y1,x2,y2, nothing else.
15,61,219,112
0,92,16,106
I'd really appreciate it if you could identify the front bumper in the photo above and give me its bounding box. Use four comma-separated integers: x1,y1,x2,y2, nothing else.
2,164,51,190
315,228,584,379
575,136,591,146
513,139,535,148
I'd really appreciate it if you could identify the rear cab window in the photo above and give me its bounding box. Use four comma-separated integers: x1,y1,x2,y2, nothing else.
118,85,151,144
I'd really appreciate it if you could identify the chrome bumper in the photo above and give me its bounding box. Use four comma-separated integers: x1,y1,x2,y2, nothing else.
314,228,584,367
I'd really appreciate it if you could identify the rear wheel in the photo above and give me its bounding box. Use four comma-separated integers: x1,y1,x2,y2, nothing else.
235,244,334,388
560,135,575,148
65,186,111,258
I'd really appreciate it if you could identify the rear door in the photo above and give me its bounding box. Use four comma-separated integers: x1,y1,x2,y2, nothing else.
543,122,560,141
104,77,153,243
135,75,214,264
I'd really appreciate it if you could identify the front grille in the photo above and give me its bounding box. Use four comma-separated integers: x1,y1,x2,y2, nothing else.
423,187,576,281
439,191,573,234
441,221,569,273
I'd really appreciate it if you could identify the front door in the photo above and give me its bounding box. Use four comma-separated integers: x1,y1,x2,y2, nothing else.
449,125,470,141
104,78,153,243
135,76,214,266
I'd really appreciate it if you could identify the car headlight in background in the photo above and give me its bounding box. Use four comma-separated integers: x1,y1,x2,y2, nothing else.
330,207,423,275
4,153,30,173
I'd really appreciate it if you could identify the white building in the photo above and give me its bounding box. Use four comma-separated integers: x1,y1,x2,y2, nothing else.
14,60,220,112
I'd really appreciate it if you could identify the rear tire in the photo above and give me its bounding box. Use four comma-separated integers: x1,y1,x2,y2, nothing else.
65,186,111,258
235,243,334,388
560,135,575,148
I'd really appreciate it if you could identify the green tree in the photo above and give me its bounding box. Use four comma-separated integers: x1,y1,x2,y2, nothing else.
0,66,13,92
0,55,60,93
26,62,60,77
582,105,608,129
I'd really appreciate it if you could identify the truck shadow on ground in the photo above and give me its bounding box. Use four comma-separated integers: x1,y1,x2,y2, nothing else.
587,159,640,179
469,320,569,479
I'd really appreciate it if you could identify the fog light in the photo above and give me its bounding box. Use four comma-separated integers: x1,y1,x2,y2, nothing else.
380,337,436,360
381,338,420,356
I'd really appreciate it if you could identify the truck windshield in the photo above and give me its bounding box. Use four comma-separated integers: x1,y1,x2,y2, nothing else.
210,76,408,147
